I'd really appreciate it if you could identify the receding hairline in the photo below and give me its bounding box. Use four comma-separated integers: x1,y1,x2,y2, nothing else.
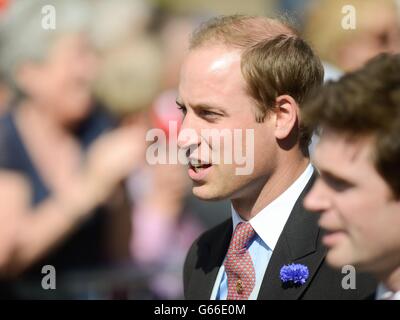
189,15,298,50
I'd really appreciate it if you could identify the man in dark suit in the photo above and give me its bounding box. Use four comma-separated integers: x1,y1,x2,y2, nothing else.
303,53,400,300
176,15,375,299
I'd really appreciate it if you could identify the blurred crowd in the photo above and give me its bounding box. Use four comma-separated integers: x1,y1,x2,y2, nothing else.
0,0,399,299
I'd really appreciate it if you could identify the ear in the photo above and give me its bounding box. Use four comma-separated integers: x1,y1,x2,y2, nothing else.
273,94,299,140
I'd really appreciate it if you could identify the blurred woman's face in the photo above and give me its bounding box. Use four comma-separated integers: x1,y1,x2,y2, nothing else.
19,33,98,126
337,4,400,71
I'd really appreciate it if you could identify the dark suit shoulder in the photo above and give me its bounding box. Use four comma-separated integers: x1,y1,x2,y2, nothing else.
194,219,232,247
183,218,232,299
184,218,231,276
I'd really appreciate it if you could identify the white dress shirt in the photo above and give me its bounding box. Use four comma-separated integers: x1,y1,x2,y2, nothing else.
210,163,314,299
376,283,400,300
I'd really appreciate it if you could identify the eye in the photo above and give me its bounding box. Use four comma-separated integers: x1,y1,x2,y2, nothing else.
198,109,222,120
199,110,215,116
177,104,187,116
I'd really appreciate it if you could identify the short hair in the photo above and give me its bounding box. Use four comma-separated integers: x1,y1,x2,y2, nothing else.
189,15,324,154
302,53,400,197
0,0,92,90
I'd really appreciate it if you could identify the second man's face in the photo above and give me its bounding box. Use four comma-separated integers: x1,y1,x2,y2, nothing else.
177,46,278,201
304,129,400,275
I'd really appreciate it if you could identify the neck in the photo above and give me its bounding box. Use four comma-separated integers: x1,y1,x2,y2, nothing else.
231,153,310,221
381,266,400,292
16,100,71,139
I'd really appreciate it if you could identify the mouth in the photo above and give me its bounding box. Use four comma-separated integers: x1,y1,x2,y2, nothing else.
188,160,213,181
322,229,347,248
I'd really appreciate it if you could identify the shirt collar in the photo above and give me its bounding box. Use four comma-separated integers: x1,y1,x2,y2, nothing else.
231,163,314,251
376,283,400,300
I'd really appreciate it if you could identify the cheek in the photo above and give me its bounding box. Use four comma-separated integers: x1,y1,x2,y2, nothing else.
27,71,58,100
253,131,276,170
56,69,92,103
35,69,70,103
336,193,365,221
212,162,236,181
336,192,386,237
214,165,256,197
338,42,372,70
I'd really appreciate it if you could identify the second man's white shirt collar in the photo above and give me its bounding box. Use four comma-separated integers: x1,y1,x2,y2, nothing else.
376,283,400,300
231,163,314,251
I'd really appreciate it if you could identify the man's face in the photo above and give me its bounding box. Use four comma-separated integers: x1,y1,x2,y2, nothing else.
304,129,400,274
177,46,277,201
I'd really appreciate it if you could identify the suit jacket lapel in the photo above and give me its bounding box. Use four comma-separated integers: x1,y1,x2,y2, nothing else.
257,172,326,299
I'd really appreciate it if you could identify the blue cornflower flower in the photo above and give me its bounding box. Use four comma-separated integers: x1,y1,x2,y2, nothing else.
280,263,309,285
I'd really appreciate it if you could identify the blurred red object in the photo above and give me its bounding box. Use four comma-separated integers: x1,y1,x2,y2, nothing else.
150,89,182,139
0,0,10,13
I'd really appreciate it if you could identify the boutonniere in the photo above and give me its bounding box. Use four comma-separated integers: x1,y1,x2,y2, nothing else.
280,263,309,287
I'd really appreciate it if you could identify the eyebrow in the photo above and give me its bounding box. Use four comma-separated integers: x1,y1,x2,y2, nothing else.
319,169,342,181
318,168,354,186
176,99,228,115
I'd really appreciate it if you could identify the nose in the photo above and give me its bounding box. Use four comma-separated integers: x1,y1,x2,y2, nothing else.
303,178,331,215
177,114,201,151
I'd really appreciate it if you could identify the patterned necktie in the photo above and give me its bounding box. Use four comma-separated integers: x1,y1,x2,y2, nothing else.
224,222,256,300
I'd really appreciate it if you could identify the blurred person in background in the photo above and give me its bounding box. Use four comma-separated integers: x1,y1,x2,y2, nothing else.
0,74,12,116
0,0,146,299
304,0,400,73
139,11,231,299
302,0,400,155
0,1,11,116
89,0,151,56
92,7,228,298
152,10,231,228
303,53,400,300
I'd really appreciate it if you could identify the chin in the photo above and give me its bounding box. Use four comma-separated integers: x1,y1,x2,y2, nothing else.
326,248,356,270
192,184,230,201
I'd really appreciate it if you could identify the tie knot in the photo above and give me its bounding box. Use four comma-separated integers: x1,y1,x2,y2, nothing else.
230,222,255,250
